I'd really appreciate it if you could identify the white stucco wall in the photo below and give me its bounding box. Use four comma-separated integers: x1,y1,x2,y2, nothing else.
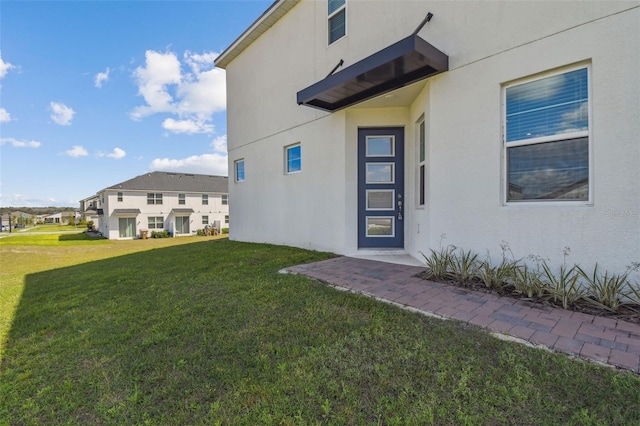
223,1,640,277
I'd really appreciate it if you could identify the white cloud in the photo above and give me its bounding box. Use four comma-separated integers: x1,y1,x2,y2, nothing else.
0,108,11,122
130,49,225,132
94,67,110,88
97,147,126,159
149,152,228,176
65,145,88,157
0,137,41,148
162,118,214,134
130,50,181,120
0,53,14,79
50,102,75,125
211,135,227,153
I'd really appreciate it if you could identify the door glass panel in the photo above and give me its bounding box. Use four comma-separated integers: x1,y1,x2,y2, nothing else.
366,163,394,183
367,190,394,210
366,136,394,157
366,217,394,237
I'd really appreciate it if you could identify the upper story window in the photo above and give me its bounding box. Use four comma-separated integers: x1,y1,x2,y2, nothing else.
504,65,590,203
202,194,209,205
117,192,123,202
222,194,228,205
147,193,163,205
285,143,302,174
235,159,245,182
328,0,346,45
178,194,185,205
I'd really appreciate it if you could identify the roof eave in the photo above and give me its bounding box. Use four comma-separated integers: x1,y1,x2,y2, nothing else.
215,0,301,69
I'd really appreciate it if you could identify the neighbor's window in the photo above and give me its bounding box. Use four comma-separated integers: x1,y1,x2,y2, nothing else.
202,215,209,225
417,118,426,206
148,216,164,229
147,193,163,205
202,194,209,205
117,192,123,202
285,143,302,174
328,0,346,44
178,194,185,205
235,159,245,182
225,215,229,224
505,66,590,202
222,194,228,205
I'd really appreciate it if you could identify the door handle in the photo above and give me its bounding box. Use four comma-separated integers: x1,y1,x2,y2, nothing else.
397,194,403,221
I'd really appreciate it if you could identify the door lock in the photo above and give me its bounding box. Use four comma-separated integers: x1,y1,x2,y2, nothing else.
397,194,403,221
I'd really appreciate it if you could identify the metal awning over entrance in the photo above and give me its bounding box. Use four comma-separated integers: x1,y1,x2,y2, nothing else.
170,208,194,215
296,34,448,112
112,209,141,216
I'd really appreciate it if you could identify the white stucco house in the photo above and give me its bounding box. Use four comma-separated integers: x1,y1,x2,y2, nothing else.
215,0,639,276
88,172,229,240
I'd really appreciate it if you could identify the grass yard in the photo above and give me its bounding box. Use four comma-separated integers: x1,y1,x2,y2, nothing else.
0,234,639,424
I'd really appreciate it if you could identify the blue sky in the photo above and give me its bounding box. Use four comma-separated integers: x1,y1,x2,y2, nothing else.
0,0,271,207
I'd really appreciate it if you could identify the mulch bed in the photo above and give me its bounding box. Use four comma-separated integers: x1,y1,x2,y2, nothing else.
416,272,640,324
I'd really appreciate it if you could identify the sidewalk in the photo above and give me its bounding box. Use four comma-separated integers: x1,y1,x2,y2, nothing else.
286,256,640,374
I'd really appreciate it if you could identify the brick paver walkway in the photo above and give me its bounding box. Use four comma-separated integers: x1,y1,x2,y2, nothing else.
287,256,640,374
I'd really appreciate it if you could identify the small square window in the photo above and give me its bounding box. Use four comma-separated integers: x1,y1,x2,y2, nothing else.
235,159,245,182
285,144,301,174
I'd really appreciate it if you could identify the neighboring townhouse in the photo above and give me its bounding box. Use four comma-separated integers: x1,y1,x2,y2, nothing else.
79,195,101,229
89,172,229,240
43,211,79,225
216,1,640,277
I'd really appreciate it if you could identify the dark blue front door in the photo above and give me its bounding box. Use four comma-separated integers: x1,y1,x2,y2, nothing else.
358,127,404,248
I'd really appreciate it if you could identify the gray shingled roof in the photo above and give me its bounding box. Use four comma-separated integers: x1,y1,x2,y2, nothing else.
105,172,228,193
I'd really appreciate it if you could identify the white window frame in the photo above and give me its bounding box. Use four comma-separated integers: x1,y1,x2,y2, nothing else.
235,159,245,182
202,194,209,205
221,194,228,205
502,64,592,205
148,216,164,229
328,0,346,45
202,215,209,226
178,194,186,205
285,143,302,174
117,192,123,202
147,193,163,205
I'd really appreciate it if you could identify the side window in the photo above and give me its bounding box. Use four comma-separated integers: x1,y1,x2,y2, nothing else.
235,159,245,182
504,66,590,202
222,194,228,205
417,118,425,206
285,143,302,174
328,0,346,44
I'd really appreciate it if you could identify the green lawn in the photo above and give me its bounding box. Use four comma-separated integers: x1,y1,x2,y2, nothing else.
1,235,638,424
